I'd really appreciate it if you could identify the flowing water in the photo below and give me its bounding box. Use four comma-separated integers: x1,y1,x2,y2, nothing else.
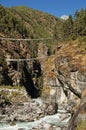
0,98,71,130
0,112,71,130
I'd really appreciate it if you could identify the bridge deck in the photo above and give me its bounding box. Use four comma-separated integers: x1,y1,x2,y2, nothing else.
6,56,48,61
0,37,52,41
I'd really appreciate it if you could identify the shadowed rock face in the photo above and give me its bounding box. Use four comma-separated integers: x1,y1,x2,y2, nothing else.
0,38,43,98
22,61,39,98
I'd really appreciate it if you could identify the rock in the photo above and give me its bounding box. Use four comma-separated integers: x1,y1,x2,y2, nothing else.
44,103,58,115
38,43,48,58
18,128,26,130
10,122,16,126
43,123,51,130
68,93,86,130
0,98,46,122
52,126,61,130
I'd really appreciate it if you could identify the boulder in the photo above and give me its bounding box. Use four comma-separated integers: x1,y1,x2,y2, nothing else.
44,102,58,115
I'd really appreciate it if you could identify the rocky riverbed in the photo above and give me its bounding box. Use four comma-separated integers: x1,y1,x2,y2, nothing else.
0,98,58,122
0,98,71,130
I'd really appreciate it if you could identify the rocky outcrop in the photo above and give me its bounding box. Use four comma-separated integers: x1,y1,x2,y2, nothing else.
38,42,48,58
41,40,86,129
0,85,59,123
67,91,86,130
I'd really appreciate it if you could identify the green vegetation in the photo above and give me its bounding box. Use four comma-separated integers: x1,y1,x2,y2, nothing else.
0,85,25,90
62,15,73,39
76,120,86,130
0,5,62,56
0,85,28,103
0,89,12,104
62,8,86,40
0,5,28,38
37,75,43,96
0,51,4,65
0,5,85,57
0,50,7,67
0,5,86,41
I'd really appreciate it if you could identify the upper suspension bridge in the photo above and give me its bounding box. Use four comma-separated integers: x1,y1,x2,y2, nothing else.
0,37,52,41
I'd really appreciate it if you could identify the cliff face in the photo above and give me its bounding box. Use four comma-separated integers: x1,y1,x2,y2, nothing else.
42,40,86,97
41,39,86,130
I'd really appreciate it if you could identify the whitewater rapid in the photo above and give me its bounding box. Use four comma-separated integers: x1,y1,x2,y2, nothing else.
0,98,71,130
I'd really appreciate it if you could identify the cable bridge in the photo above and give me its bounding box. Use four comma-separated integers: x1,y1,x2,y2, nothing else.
1,36,52,67
6,56,48,71
0,37,52,86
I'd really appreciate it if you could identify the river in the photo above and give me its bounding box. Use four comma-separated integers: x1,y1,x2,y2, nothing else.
0,98,71,130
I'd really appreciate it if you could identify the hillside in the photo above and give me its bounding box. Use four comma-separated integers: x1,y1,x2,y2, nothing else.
0,5,63,43
10,6,62,38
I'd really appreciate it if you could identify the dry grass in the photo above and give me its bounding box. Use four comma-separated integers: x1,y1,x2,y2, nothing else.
55,39,86,74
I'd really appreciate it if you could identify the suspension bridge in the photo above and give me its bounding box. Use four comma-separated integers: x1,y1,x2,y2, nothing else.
0,37,52,61
0,37,52,41
6,56,49,62
1,36,52,70
0,36,53,86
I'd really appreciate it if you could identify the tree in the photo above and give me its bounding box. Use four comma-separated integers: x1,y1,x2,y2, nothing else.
0,5,6,18
73,9,86,37
62,15,73,39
